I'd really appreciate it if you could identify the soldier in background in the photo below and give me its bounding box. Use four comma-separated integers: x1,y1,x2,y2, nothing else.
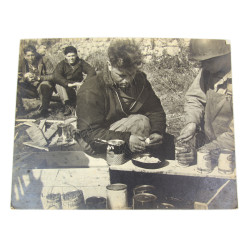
176,39,234,165
53,46,96,116
17,45,54,117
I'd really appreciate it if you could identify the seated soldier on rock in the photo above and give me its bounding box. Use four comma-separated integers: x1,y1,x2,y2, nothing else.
76,39,174,159
17,45,54,117
53,46,96,116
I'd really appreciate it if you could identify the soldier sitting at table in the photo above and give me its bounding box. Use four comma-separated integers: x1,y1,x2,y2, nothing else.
76,39,174,159
176,39,234,165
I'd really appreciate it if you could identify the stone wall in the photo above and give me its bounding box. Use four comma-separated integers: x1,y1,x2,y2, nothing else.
40,38,191,67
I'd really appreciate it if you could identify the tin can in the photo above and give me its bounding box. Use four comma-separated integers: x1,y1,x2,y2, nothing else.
197,148,213,173
106,183,128,209
133,193,158,209
58,123,71,142
218,150,235,174
61,190,85,209
106,139,126,165
86,196,107,209
175,143,190,167
211,148,221,167
44,193,62,209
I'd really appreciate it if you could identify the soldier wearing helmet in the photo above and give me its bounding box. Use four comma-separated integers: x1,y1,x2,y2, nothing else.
176,39,234,165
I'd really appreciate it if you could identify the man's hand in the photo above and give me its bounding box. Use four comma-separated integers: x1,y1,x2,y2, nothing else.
24,72,35,82
146,133,163,146
199,141,219,151
177,122,197,142
129,135,146,152
68,82,83,88
176,147,196,165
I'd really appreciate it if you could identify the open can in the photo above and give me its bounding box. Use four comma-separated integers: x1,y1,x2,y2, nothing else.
86,196,107,209
58,123,71,142
106,183,128,209
197,148,213,173
133,193,158,209
106,139,126,165
218,149,235,174
175,142,190,167
61,190,85,209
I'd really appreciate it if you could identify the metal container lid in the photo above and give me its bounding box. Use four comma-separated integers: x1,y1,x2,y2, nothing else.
133,193,157,202
133,185,156,194
106,183,127,191
220,149,234,154
134,184,156,189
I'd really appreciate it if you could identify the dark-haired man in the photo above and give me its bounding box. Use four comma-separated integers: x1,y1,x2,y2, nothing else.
17,45,54,117
76,39,174,158
53,46,96,116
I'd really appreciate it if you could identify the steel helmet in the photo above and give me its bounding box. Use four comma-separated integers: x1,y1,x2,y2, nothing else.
190,39,231,61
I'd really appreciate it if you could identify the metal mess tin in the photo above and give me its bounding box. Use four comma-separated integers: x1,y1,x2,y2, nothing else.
132,153,163,169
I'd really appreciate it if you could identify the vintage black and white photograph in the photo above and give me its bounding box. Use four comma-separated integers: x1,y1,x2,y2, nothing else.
11,37,237,210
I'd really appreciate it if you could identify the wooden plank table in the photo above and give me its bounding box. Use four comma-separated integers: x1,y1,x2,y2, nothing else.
11,152,109,209
109,159,237,209
11,151,237,209
109,159,236,180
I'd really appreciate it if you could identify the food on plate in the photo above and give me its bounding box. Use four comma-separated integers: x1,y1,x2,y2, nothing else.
134,155,161,164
